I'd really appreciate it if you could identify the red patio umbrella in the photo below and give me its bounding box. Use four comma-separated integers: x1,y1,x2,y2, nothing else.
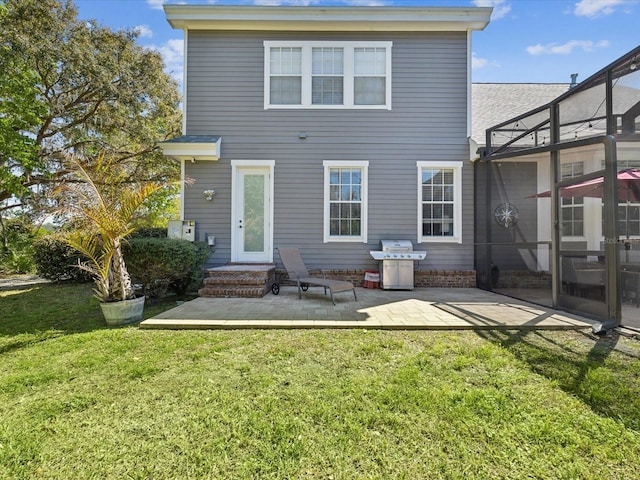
529,168,640,201
529,168,640,262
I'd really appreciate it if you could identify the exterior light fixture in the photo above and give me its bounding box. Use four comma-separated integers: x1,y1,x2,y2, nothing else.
631,61,637,71
203,189,215,201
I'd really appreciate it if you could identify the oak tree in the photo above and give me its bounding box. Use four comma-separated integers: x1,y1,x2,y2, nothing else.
0,0,182,218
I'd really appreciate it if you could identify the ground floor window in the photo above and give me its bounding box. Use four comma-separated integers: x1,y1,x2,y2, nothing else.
323,161,368,243
601,159,640,238
417,161,462,243
560,161,585,238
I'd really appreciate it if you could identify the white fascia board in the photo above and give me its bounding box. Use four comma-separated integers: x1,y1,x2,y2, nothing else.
182,31,188,135
158,137,221,162
467,30,472,139
164,6,492,32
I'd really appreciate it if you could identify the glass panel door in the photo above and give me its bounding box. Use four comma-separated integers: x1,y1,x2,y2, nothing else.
242,173,265,254
232,166,272,263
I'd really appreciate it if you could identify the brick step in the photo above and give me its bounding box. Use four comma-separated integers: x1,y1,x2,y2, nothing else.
199,264,276,299
198,285,268,298
202,274,271,286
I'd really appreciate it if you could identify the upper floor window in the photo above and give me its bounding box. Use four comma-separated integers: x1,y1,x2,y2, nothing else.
269,47,302,105
312,47,344,105
264,41,392,110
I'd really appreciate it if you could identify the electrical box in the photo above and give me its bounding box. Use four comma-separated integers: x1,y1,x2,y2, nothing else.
182,221,195,242
167,220,196,242
167,220,182,239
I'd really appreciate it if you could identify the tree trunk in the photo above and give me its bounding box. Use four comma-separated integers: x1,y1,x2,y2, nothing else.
0,214,8,253
112,237,134,301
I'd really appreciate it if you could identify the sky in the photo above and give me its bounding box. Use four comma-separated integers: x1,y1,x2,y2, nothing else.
74,0,639,85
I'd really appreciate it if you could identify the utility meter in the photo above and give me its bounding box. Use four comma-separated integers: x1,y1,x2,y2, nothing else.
182,221,195,242
167,220,196,242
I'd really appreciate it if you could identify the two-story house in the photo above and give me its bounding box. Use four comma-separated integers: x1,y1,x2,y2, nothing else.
159,5,492,292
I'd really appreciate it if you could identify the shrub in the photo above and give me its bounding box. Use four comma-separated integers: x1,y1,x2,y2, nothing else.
0,219,40,274
127,227,167,239
33,236,92,282
123,238,209,299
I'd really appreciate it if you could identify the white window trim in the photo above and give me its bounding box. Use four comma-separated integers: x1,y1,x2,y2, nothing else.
417,161,463,244
560,160,587,242
323,160,369,243
264,41,392,110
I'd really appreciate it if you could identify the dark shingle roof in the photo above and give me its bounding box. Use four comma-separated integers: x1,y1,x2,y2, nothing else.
161,135,221,144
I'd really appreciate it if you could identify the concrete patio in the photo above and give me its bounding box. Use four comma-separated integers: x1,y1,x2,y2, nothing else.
140,286,601,331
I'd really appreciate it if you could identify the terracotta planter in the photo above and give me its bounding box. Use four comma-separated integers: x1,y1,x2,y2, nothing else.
99,296,145,326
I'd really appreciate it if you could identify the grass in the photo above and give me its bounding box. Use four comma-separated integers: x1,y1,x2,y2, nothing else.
1,282,639,479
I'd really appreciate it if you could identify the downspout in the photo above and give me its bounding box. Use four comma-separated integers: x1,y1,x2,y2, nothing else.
180,159,186,221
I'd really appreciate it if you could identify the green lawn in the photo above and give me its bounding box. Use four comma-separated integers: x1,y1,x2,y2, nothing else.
1,282,639,479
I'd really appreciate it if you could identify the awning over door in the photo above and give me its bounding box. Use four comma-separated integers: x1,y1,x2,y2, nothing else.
158,135,221,161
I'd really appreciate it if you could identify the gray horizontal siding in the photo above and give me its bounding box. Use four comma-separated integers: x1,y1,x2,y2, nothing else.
184,30,473,271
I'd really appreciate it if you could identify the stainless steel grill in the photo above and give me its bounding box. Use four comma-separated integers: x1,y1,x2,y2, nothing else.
370,240,426,290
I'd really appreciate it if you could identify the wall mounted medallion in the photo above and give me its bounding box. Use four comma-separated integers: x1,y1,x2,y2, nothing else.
494,203,519,228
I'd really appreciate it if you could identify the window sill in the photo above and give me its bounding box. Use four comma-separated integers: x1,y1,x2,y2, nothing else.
324,237,367,243
265,104,391,110
418,237,462,244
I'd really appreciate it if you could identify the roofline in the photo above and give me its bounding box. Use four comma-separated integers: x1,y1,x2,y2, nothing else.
164,5,492,32
472,82,570,86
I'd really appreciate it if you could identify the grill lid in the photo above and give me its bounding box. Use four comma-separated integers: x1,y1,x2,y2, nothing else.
380,239,413,252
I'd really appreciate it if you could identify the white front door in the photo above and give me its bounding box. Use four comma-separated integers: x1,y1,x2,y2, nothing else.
231,161,274,262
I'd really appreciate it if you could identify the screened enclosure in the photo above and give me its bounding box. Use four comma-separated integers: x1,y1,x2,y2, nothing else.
476,46,640,331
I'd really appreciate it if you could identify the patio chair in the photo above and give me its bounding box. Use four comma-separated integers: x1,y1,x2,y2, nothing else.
275,247,357,305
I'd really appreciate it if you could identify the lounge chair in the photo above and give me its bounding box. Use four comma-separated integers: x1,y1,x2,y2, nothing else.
275,247,357,305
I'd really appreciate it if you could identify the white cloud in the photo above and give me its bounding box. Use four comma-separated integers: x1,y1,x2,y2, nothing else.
147,38,184,84
574,0,627,17
472,0,512,20
146,0,165,10
221,0,388,4
526,40,610,55
134,24,153,39
472,54,488,69
471,52,499,70
342,0,389,5
253,0,316,5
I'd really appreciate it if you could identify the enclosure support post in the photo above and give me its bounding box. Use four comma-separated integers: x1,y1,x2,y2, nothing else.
602,136,620,328
483,161,493,290
484,130,493,290
550,103,560,307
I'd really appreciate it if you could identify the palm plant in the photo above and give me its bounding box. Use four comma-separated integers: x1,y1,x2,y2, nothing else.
55,155,165,302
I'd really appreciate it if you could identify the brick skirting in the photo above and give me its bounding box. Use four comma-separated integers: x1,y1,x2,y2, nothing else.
278,269,477,288
495,271,552,289
415,270,476,288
